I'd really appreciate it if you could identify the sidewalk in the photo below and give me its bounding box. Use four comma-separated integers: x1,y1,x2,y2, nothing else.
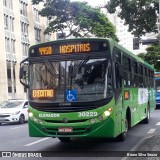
125,134,160,160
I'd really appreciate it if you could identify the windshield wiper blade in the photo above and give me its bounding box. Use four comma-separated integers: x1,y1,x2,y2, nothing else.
44,59,59,78
71,56,89,78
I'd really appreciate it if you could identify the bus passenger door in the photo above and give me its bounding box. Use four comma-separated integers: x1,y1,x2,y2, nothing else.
113,48,124,136
114,62,123,110
113,48,123,111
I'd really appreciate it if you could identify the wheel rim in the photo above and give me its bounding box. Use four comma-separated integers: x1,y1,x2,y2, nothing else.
124,118,128,135
19,115,25,123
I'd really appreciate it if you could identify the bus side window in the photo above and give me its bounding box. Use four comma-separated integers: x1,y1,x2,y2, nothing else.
139,64,144,87
115,62,122,88
123,56,131,87
133,61,139,87
113,48,122,89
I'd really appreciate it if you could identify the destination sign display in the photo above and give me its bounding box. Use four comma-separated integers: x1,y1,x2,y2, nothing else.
39,47,52,55
32,89,55,99
29,40,109,57
60,43,90,54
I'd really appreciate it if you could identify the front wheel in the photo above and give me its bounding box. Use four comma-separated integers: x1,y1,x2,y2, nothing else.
58,137,71,142
19,114,25,124
116,117,128,141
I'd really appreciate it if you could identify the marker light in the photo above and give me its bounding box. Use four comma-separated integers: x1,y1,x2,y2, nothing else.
38,120,43,124
108,108,112,112
90,118,96,124
98,115,103,121
33,117,38,122
104,111,110,117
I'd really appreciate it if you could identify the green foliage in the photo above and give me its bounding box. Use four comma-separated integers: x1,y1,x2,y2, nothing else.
106,0,158,37
32,0,118,40
137,44,160,71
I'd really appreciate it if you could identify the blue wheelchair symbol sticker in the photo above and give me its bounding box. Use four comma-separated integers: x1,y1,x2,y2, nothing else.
66,89,77,102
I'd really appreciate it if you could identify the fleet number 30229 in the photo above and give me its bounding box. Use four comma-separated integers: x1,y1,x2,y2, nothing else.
78,112,98,117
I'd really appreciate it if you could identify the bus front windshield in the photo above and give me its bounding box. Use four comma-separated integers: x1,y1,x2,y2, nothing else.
29,57,113,103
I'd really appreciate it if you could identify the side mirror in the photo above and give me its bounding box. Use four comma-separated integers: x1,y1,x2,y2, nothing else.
19,58,29,88
24,105,28,108
119,65,124,79
19,66,24,79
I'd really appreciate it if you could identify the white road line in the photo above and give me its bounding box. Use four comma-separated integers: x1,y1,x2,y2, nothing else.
24,138,50,146
10,126,25,130
156,122,160,125
147,129,156,134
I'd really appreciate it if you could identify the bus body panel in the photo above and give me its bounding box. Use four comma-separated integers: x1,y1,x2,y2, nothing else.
28,99,121,138
20,38,155,140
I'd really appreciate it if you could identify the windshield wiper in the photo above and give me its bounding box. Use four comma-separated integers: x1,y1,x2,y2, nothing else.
71,56,89,78
44,59,59,78
104,59,111,98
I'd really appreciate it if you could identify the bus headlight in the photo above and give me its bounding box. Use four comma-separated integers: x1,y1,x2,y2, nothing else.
104,111,110,117
104,107,112,117
28,112,33,117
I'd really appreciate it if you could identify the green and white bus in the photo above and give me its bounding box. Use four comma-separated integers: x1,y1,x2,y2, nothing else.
20,38,155,142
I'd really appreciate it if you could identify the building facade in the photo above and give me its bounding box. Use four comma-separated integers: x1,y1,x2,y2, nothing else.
105,9,148,55
0,0,55,102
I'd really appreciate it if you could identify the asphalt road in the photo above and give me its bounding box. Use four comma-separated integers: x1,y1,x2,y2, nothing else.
0,109,160,160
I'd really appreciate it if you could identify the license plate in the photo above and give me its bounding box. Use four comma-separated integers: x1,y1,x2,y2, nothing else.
58,127,73,133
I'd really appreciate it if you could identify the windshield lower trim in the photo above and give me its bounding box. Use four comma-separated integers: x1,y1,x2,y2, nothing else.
29,97,113,113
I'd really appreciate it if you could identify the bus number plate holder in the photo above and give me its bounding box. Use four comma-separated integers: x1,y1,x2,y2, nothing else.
58,127,73,133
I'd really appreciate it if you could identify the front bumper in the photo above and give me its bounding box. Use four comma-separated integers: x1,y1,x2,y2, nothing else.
28,117,115,138
0,114,20,123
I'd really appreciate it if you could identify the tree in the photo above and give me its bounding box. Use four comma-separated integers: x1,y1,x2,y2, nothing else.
32,0,118,41
138,44,160,71
106,0,158,37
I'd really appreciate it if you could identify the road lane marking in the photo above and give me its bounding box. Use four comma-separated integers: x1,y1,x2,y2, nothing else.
147,129,156,134
156,122,160,125
10,126,25,130
24,138,50,146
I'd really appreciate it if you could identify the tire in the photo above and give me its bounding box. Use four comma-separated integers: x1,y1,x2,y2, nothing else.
116,117,128,141
58,137,71,142
143,105,150,124
19,114,25,124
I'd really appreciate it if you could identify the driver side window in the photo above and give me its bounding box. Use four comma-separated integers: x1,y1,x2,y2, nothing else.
113,48,122,89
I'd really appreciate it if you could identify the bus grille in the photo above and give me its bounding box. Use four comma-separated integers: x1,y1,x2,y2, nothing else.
44,119,87,123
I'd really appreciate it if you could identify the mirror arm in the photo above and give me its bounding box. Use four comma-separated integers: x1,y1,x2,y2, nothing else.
19,58,29,88
20,79,29,88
